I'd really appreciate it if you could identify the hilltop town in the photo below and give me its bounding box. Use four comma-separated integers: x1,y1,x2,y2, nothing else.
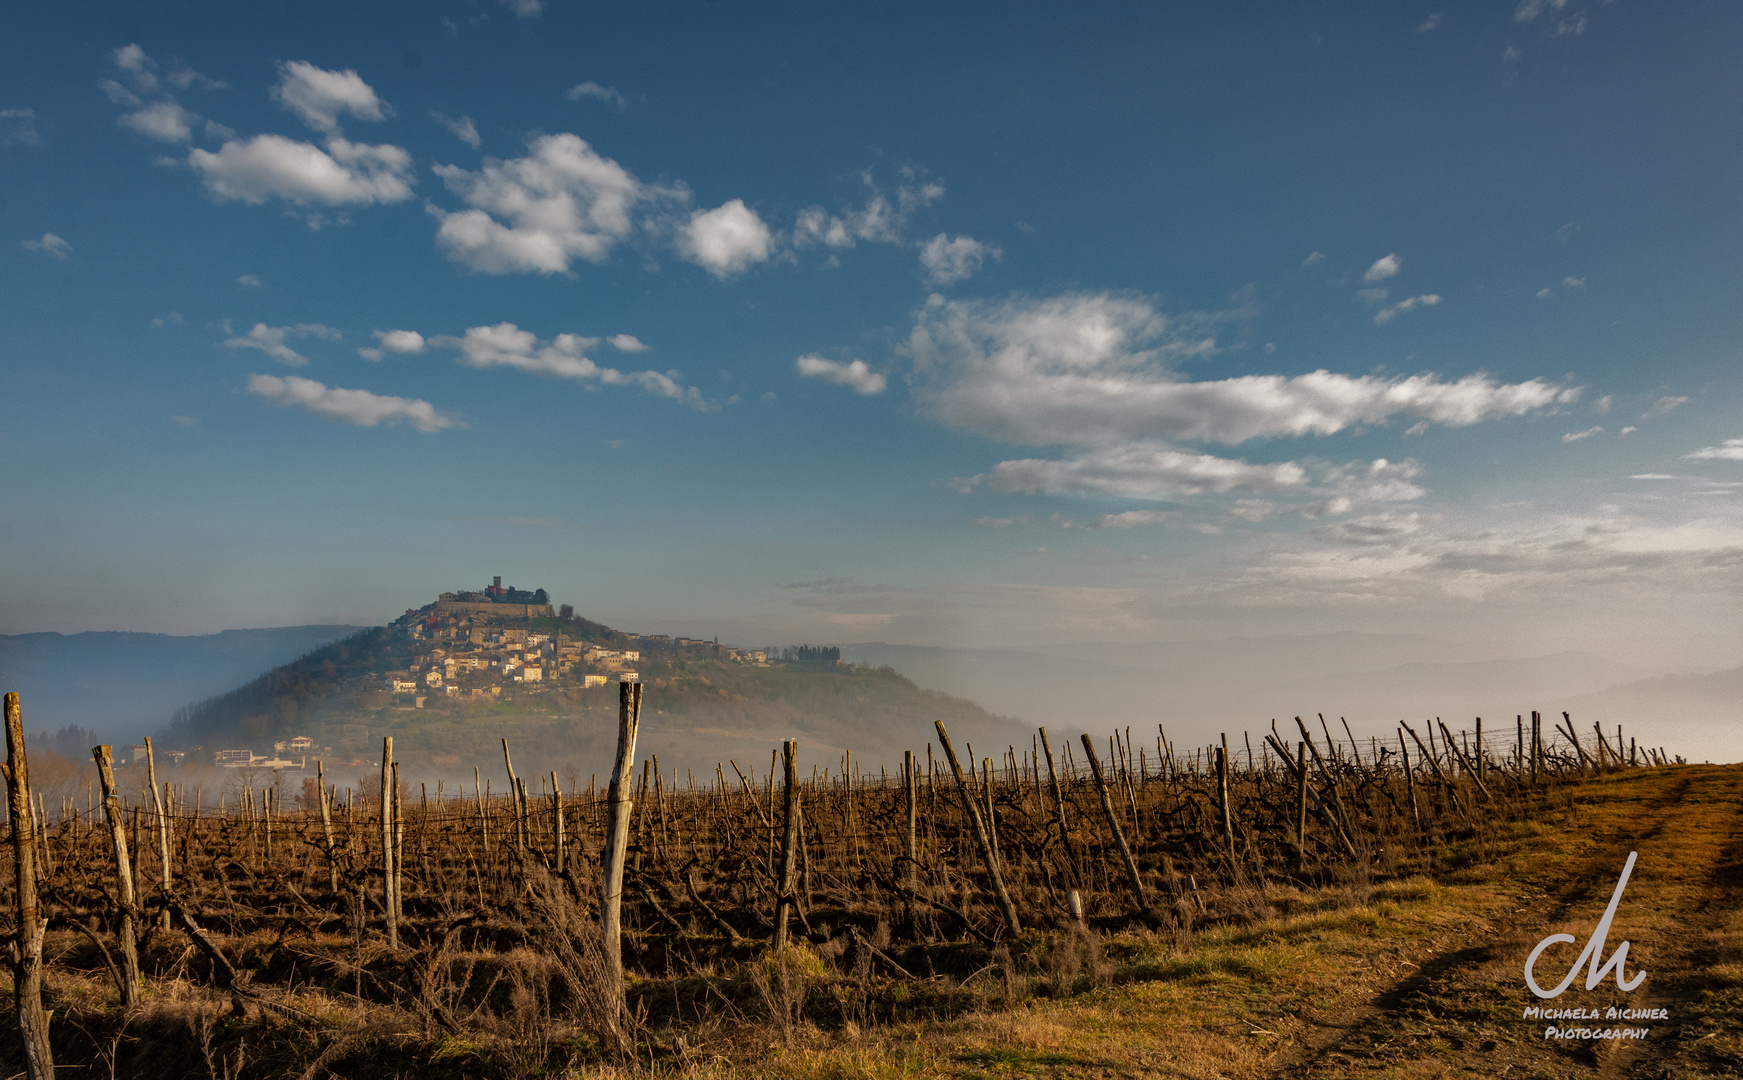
160,576,805,770
387,575,774,707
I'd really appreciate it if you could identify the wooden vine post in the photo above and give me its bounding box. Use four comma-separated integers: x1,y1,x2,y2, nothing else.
773,739,801,949
599,680,642,1047
381,736,398,948
1293,742,1308,871
1400,737,1422,834
3,694,54,1079
1216,734,1236,865
1037,727,1081,882
93,744,142,1006
936,721,1022,935
902,749,918,891
317,760,338,892
1081,732,1151,914
502,739,526,854
144,736,173,929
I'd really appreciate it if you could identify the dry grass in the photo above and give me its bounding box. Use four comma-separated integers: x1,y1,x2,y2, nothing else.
2,748,1732,1078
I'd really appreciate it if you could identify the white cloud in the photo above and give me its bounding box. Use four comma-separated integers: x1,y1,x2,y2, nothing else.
442,322,712,408
904,292,1573,447
608,334,649,353
1536,287,1552,298
1203,506,1743,610
149,311,183,328
796,355,886,395
170,414,198,427
1301,251,1326,268
1228,499,1276,522
1688,439,1743,461
119,101,196,142
500,0,543,17
1303,458,1427,517
1417,13,1443,32
677,199,772,278
1373,293,1441,324
1504,43,1525,63
271,61,389,134
190,134,415,207
247,374,458,431
792,174,945,252
1363,253,1401,283
112,44,158,92
1562,426,1603,442
1087,510,1175,529
358,328,427,360
430,111,481,149
1514,0,1569,23
1644,396,1688,419
959,442,1309,502
1630,474,1676,481
431,133,653,274
1619,426,1638,436
21,232,72,260
222,322,340,367
566,81,627,109
237,273,262,287
1555,222,1580,242
1311,511,1428,545
1,108,39,146
1594,395,1611,413
919,233,999,286
1563,276,1585,289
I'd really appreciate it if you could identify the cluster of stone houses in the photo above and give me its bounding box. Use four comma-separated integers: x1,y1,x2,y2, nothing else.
383,582,791,707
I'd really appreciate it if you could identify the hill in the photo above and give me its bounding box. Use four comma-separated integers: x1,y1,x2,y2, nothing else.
157,606,1023,785
0,625,365,740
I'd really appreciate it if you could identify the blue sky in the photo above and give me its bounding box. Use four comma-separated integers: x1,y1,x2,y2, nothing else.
3,1,1741,672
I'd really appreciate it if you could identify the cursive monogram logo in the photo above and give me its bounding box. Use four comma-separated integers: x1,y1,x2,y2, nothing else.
1524,850,1648,999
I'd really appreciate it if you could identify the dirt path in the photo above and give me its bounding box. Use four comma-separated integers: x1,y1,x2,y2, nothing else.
1269,766,1743,1080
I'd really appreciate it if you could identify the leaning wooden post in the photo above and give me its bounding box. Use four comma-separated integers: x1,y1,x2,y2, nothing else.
1400,736,1423,834
1081,732,1151,914
502,739,526,854
1399,721,1465,814
902,749,918,891
936,721,1022,935
1216,734,1237,866
1037,727,1081,882
93,744,142,1007
600,681,642,1046
144,736,173,929
1293,742,1308,871
773,740,802,949
4,695,55,1079
380,736,397,948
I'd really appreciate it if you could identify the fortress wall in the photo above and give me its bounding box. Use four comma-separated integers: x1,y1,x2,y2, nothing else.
432,601,555,618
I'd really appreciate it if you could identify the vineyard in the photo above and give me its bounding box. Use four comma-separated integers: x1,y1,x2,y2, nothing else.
0,687,1679,1079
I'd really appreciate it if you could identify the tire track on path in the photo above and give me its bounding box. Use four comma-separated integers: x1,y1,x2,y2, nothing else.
1266,767,1743,1080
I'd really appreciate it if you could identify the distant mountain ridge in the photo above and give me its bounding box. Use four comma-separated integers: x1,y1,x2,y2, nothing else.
0,626,366,740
